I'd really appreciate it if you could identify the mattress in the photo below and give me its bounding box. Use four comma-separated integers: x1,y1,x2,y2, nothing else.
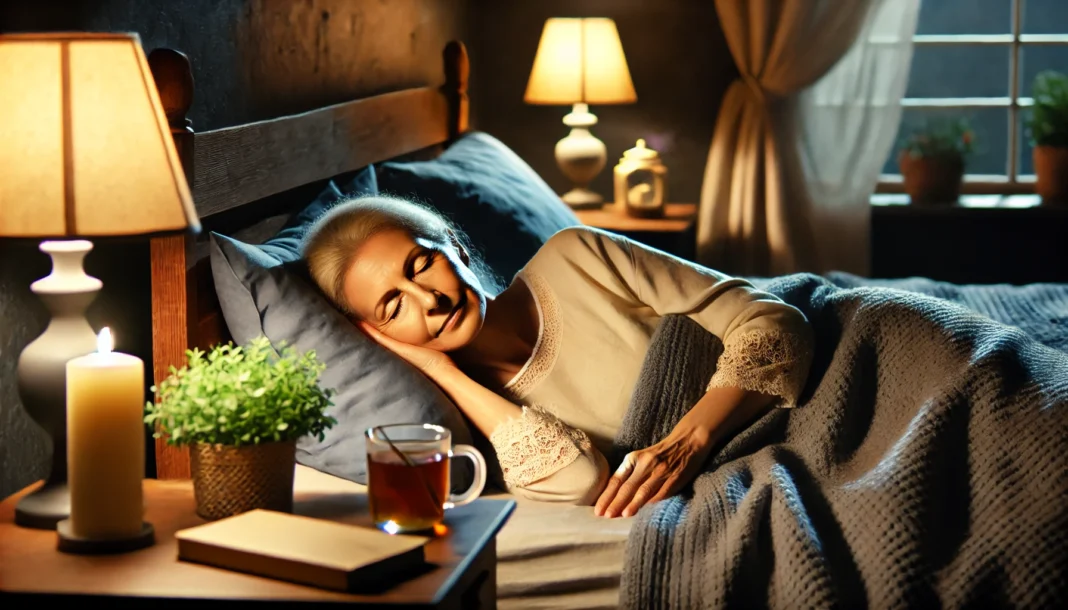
292,466,631,610
486,489,631,610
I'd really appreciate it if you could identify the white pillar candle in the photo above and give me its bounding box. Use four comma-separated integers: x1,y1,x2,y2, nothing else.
66,327,145,539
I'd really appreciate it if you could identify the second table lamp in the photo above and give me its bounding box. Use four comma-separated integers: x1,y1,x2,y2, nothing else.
524,17,637,209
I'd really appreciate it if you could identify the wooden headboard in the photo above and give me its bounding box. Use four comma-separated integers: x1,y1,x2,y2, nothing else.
147,41,471,480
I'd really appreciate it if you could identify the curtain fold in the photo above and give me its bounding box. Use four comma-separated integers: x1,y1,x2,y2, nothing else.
799,1,921,275
697,0,920,276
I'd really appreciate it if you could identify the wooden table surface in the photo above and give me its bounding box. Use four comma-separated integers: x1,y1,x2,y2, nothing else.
574,203,697,233
0,479,515,607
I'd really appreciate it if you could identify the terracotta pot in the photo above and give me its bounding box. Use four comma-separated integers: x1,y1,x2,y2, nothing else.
1033,146,1068,205
190,441,296,520
899,152,964,206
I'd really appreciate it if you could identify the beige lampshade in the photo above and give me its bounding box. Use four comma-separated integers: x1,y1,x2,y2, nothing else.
524,17,637,106
0,32,200,239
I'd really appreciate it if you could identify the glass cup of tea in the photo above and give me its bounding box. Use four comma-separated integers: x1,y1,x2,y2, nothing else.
365,424,487,534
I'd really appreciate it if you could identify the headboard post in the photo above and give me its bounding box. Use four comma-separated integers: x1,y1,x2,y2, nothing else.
442,41,469,140
147,48,195,480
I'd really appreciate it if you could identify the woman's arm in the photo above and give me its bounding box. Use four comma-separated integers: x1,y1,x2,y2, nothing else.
594,386,775,518
360,322,609,503
543,227,814,407
538,228,815,516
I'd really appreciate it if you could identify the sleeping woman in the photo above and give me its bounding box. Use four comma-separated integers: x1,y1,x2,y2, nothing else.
303,196,814,519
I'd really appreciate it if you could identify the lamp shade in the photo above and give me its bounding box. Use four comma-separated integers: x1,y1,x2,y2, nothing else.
524,18,637,106
0,32,200,239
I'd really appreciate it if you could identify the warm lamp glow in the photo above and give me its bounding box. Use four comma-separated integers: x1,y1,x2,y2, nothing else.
524,18,637,106
97,327,113,354
0,32,200,239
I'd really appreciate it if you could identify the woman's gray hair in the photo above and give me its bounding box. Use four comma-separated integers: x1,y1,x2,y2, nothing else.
302,195,498,314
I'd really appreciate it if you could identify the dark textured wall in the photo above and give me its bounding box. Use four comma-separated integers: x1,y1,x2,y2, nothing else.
468,0,736,204
0,0,470,498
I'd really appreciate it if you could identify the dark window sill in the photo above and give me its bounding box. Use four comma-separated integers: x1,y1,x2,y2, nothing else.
870,194,1068,219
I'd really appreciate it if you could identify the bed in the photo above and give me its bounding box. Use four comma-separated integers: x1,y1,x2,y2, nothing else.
144,40,632,610
144,40,1068,610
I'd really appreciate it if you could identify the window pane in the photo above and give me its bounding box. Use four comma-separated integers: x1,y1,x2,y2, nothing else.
1018,44,1068,97
906,45,1010,98
1022,0,1068,35
917,0,1011,35
1018,109,1035,176
882,108,1009,176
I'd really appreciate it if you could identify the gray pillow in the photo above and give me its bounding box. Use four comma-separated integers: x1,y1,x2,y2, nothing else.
208,175,474,485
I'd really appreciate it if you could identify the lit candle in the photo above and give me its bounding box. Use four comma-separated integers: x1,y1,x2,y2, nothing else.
66,327,145,539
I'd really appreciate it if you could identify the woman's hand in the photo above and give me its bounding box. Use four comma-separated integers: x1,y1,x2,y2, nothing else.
359,322,456,380
594,386,776,519
594,426,713,519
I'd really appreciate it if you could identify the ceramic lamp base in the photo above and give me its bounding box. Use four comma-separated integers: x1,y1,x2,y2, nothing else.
561,188,604,209
555,103,607,210
14,482,70,529
57,519,155,555
16,240,102,530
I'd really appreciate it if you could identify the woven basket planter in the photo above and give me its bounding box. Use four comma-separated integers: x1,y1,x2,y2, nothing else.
190,441,296,521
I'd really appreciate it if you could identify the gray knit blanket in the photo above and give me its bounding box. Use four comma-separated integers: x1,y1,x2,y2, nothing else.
615,273,1068,609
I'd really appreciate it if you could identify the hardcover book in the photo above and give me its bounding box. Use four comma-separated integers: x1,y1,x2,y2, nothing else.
175,509,429,592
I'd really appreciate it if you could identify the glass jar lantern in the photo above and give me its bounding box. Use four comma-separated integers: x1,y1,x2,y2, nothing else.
613,139,667,218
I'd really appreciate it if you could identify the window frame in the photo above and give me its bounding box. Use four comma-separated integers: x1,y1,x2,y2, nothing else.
877,0,1068,194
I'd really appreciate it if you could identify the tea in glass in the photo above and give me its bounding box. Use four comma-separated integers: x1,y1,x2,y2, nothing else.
365,424,486,534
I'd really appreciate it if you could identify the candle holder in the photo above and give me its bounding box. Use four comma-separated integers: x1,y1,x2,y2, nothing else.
57,520,155,555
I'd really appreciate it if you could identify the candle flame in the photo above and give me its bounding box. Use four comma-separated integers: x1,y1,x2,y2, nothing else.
98,327,113,354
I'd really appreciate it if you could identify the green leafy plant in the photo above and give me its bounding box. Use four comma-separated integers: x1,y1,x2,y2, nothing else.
900,117,975,161
1026,70,1068,147
145,337,337,447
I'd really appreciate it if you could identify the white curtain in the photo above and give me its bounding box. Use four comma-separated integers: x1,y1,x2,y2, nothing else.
697,0,920,276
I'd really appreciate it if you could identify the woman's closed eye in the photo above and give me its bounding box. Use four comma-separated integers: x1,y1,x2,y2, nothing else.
387,251,436,322
389,295,405,321
416,251,436,274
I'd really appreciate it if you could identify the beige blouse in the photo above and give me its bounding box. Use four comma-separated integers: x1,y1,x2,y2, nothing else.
485,227,814,505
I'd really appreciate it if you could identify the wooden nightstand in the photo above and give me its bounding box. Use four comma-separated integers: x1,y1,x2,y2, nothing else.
574,203,697,260
0,477,515,609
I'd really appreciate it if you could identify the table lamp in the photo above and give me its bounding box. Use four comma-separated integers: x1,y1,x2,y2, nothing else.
524,17,637,209
0,32,200,529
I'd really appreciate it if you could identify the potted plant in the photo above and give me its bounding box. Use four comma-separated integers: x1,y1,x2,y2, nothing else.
1027,70,1068,205
145,337,336,520
898,118,975,205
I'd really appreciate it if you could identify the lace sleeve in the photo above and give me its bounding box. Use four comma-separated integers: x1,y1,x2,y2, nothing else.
488,405,595,488
707,329,813,408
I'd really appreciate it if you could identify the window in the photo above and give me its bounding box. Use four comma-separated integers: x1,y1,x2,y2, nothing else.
879,0,1068,194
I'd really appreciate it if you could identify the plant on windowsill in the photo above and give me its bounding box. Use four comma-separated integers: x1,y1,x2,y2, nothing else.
898,118,975,206
145,337,337,520
1027,70,1068,205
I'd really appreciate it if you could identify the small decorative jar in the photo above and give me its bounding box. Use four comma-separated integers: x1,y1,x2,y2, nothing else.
613,139,668,218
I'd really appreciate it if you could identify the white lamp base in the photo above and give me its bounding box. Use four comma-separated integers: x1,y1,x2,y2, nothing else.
555,103,607,210
15,239,101,530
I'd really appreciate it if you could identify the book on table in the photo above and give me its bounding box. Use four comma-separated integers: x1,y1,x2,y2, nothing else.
175,509,430,592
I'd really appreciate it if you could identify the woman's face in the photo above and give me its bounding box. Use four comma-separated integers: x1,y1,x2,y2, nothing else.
341,227,486,352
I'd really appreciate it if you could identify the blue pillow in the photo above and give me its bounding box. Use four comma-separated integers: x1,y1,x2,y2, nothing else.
376,132,581,286
207,166,475,486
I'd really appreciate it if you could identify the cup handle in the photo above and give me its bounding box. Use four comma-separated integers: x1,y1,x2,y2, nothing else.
445,444,486,509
